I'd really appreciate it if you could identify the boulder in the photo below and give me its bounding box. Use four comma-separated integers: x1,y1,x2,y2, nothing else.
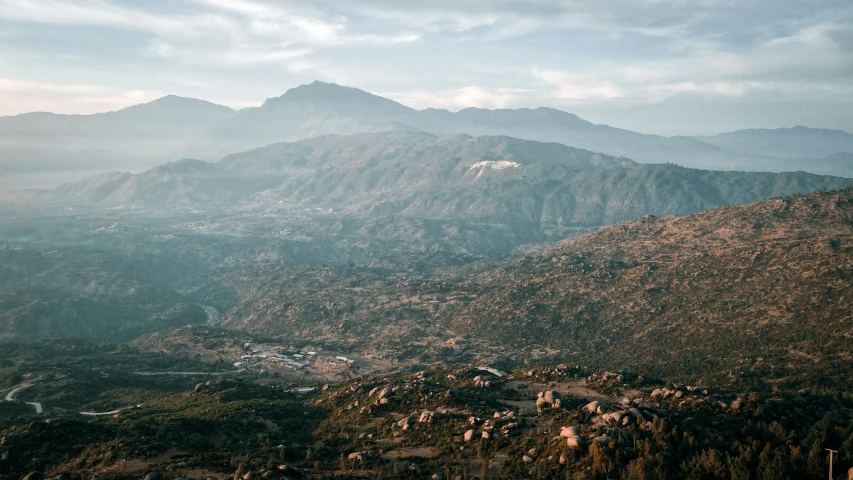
194,383,205,392
377,385,392,400
560,426,581,437
276,465,297,476
848,467,853,480
543,390,561,403
397,415,417,428
1,432,18,445
535,397,548,408
144,473,163,480
419,410,436,423
584,401,601,413
522,455,534,463
566,436,582,448
348,451,378,463
481,431,491,440
463,429,475,442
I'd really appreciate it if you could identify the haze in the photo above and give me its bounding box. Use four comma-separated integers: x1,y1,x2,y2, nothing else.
1,0,852,136
3,2,853,480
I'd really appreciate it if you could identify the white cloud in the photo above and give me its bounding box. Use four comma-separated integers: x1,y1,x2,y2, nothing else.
0,0,852,133
0,0,419,73
0,79,164,115
384,86,529,110
532,70,623,100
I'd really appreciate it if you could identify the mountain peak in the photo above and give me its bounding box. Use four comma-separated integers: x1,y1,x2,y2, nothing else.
261,81,413,114
112,95,235,117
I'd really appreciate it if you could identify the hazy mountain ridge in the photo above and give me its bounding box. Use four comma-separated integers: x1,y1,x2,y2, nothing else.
20,131,853,231
696,126,853,159
3,81,853,189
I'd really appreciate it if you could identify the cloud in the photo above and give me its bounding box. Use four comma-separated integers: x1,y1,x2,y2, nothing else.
532,70,622,100
0,79,164,115
0,0,852,133
0,0,420,71
528,18,853,110
384,86,530,110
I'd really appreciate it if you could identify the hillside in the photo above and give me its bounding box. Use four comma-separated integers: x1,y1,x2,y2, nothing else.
448,187,853,386
23,132,853,233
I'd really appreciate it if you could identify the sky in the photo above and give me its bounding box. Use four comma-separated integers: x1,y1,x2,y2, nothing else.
0,0,851,135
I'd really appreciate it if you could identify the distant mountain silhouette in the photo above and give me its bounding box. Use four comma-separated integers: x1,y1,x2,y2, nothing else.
3,82,853,190
696,126,853,159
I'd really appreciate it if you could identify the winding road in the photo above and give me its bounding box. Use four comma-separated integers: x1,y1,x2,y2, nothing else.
4,370,231,416
3,383,43,414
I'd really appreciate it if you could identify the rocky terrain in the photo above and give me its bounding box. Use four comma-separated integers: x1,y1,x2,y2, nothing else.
3,344,853,480
2,99,853,479
5,183,853,394
447,187,853,389
198,187,853,393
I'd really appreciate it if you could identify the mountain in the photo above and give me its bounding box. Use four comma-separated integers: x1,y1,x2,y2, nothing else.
5,82,853,190
205,83,773,172
447,186,853,382
697,126,853,159
407,107,750,167
0,96,237,186
777,152,853,178
203,81,416,155
26,132,853,232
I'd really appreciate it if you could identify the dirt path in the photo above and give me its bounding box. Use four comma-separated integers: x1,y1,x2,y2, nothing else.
132,371,227,376
79,408,126,416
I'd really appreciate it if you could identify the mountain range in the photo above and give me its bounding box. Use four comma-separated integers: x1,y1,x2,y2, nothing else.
3,81,853,190
17,131,853,234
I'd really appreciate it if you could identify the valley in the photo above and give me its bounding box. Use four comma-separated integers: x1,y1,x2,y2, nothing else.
2,86,853,480
3,183,853,478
